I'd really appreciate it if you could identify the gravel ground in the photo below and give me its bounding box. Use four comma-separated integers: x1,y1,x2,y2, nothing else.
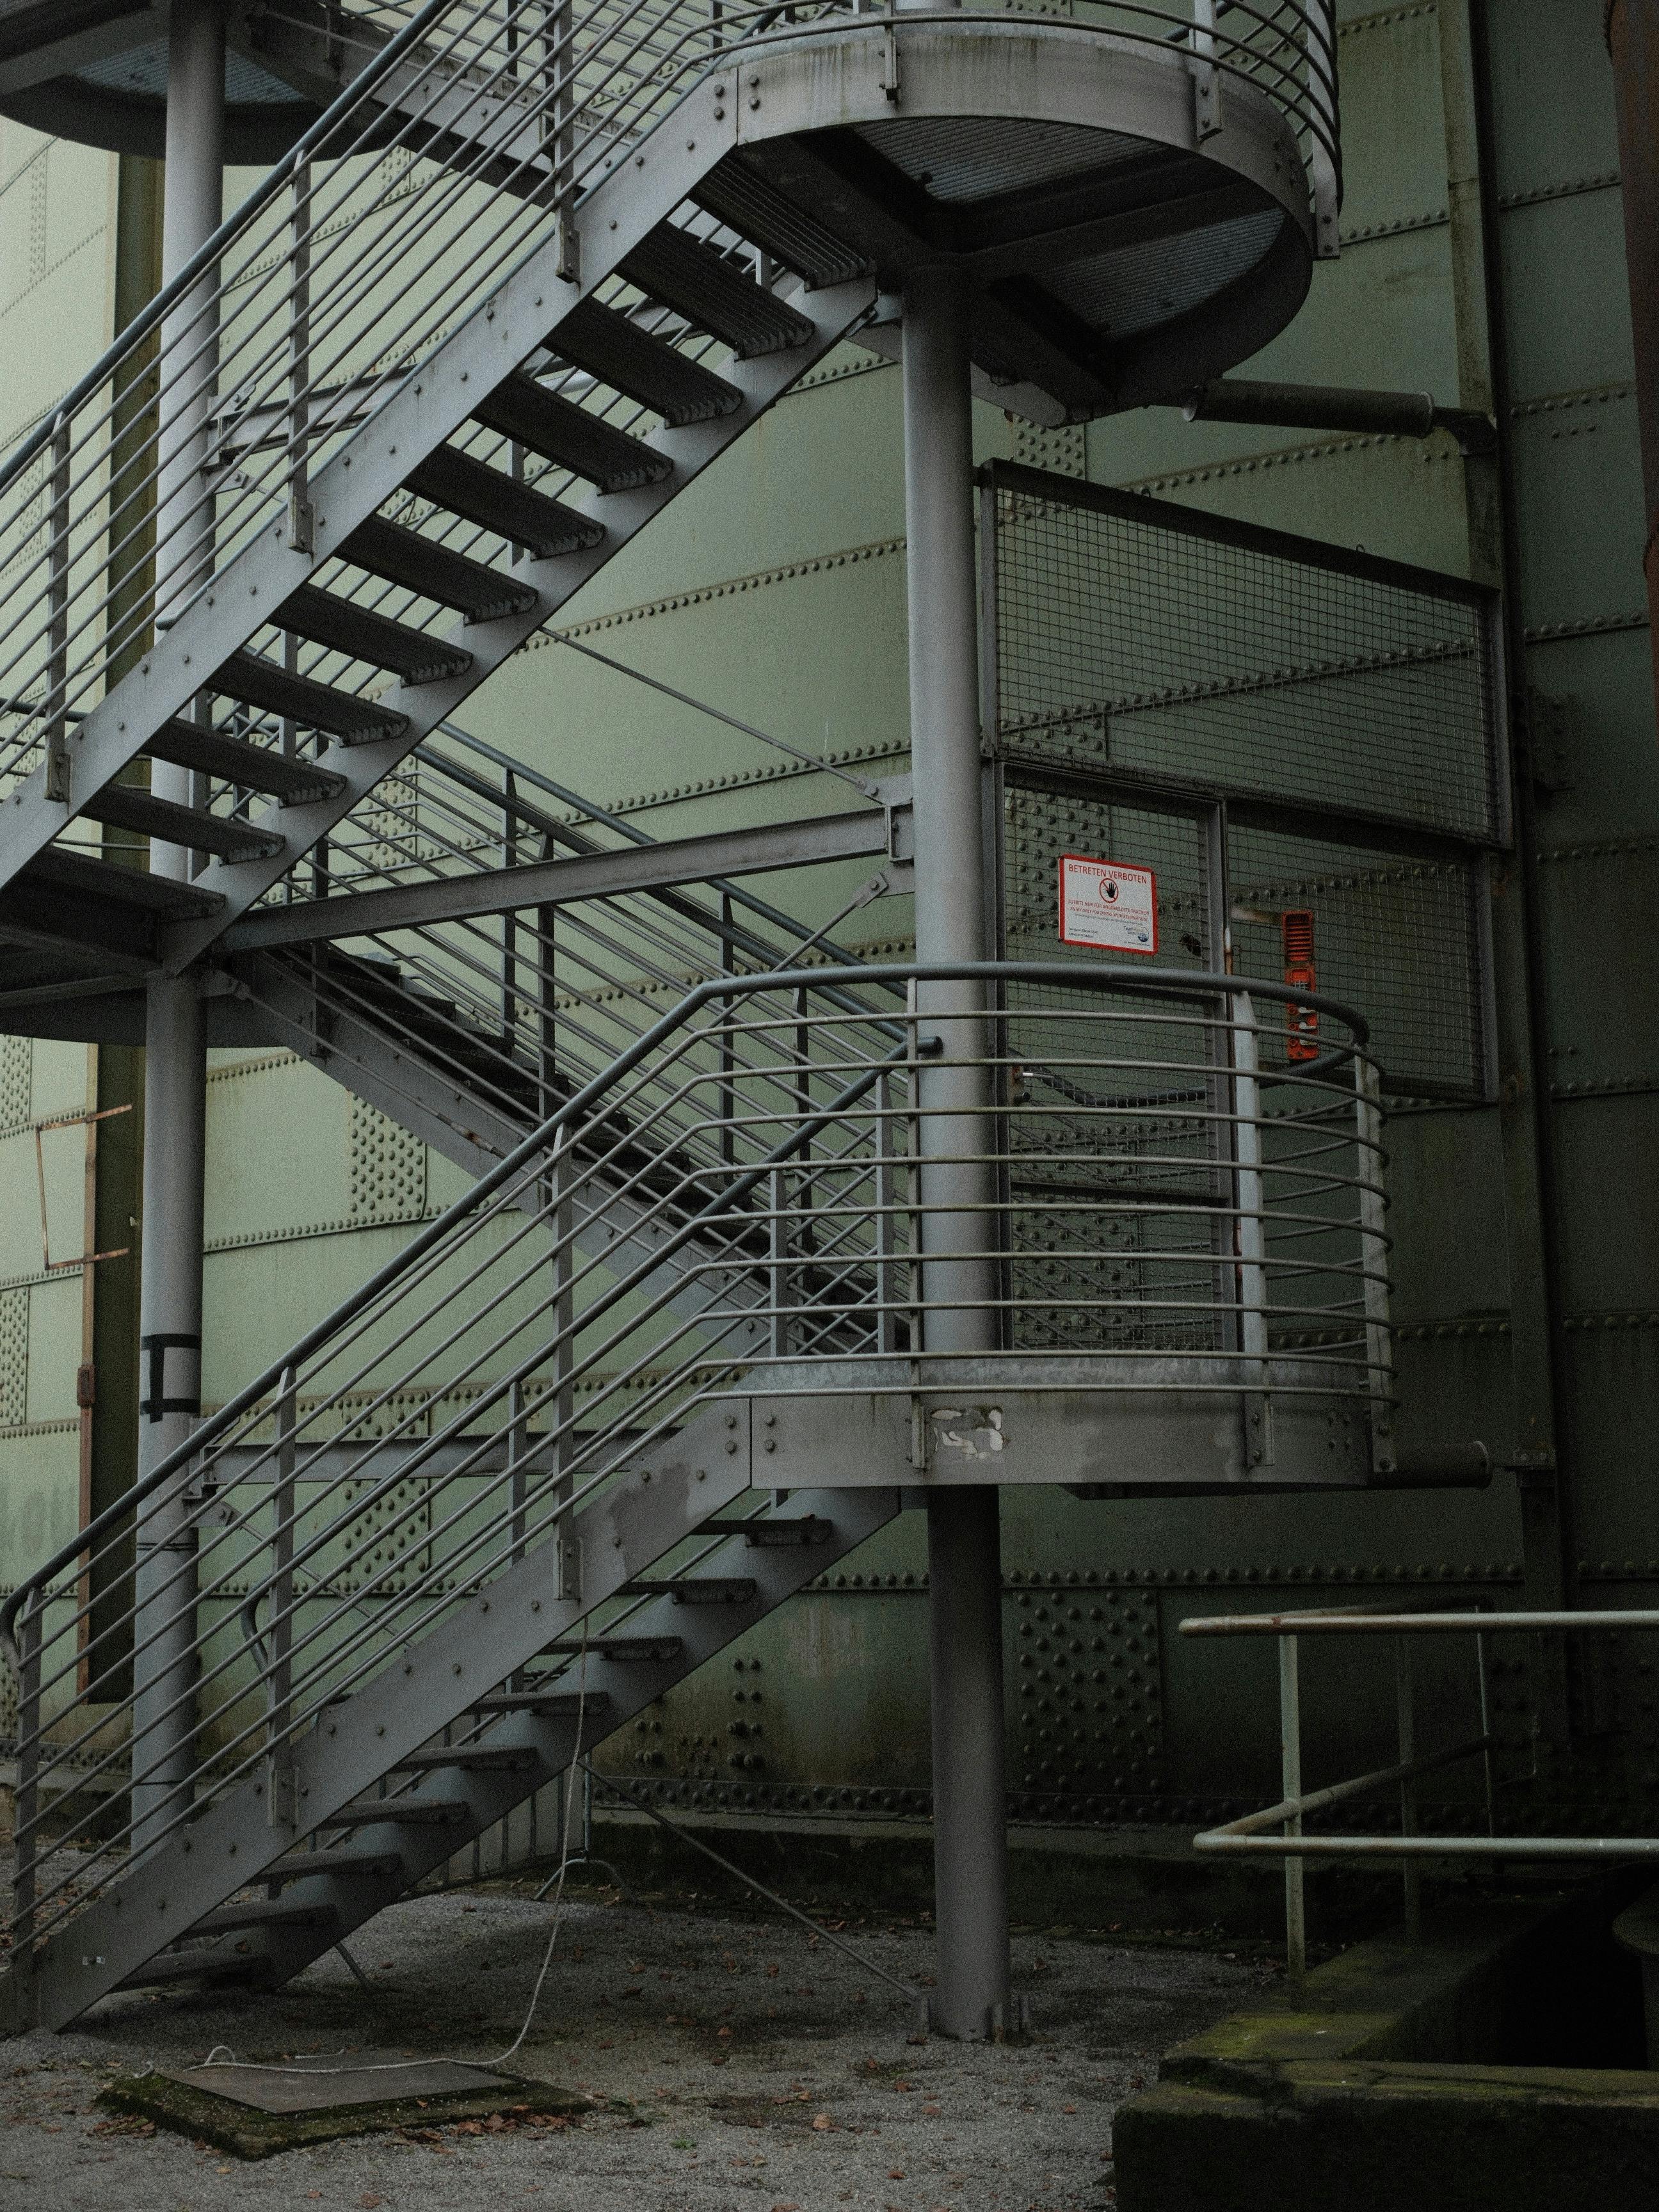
0,1877,1273,2211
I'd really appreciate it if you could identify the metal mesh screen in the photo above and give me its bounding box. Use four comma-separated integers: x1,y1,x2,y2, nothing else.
990,464,1502,1102
990,469,1502,845
1228,828,1487,1098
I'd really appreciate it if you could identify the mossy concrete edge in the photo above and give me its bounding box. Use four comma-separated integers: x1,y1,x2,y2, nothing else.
1114,1898,1659,2209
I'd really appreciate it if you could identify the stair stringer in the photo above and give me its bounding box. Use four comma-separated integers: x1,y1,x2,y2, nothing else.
181,1481,900,2000
0,87,877,919
22,1392,774,2029
234,945,776,1359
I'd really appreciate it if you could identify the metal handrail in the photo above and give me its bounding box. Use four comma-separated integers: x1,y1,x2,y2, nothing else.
2,961,1382,1964
1179,1603,1659,1973
0,954,1375,1671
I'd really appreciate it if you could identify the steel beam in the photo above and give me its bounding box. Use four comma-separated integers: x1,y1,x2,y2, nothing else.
1608,0,1659,721
219,797,907,951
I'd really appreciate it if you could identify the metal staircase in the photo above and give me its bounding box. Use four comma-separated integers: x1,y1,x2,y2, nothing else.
0,0,1354,2040
0,0,1338,997
3,953,1392,2029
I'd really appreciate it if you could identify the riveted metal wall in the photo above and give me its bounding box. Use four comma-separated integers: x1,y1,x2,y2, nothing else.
4,6,1659,1857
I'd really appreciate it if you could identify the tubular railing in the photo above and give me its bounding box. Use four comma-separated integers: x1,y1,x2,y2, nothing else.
0,0,1339,802
1,959,1384,1971
1182,1604,1659,1973
231,715,911,1168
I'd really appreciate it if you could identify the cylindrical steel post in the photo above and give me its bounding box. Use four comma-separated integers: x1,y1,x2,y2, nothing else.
131,0,223,1854
902,262,1011,2042
1608,0,1659,723
131,974,207,1850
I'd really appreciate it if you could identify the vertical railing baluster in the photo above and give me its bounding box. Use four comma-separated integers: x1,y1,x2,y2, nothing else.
502,768,519,1050
508,1374,528,1566
1231,991,1270,1469
1190,0,1220,140
1281,1631,1306,1976
1356,1052,1394,1472
550,0,578,283
1306,0,1341,259
10,1587,43,1975
286,162,313,554
876,1067,899,1356
266,1363,298,1829
719,893,736,1177
1396,1636,1421,1939
552,1130,579,1604
769,1164,790,1359
44,412,70,803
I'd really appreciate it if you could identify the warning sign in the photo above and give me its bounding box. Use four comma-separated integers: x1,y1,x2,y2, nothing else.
1058,854,1158,955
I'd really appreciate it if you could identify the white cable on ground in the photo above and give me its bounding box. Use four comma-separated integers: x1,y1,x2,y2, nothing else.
187,1630,591,2083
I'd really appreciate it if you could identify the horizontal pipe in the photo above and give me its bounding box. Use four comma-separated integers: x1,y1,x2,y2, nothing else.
1205,1735,1493,1841
1198,1833,1659,1861
1366,1441,1491,1489
1182,1608,1659,1636
1178,378,1497,454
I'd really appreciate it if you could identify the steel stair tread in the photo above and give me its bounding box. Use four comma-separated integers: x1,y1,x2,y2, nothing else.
321,1795,473,1826
544,298,743,427
339,514,541,623
469,1690,612,1717
469,373,674,492
620,224,815,359
390,1747,540,1772
81,785,287,864
274,582,474,685
268,1845,407,1880
217,651,413,746
404,445,607,559
698,1516,832,1546
115,1944,263,1991
692,159,874,289
619,1576,758,1604
143,717,349,805
187,1897,341,1937
19,844,227,918
540,1635,684,1662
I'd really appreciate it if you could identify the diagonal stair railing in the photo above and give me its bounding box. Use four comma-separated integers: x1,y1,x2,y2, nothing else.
223,714,910,1173
0,958,1387,2024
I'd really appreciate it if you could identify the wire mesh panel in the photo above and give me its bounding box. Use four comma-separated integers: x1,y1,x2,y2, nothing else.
1228,827,1488,1098
988,461,1503,1101
988,463,1501,845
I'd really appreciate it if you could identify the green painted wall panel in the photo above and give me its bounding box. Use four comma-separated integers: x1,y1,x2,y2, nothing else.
1525,629,1659,842
1484,0,1621,200
1333,4,1454,232
1538,847,1659,1089
472,545,914,815
1509,397,1647,629
1100,431,1473,574
1550,1093,1659,1316
0,127,112,446
1498,191,1635,399
0,1427,79,1584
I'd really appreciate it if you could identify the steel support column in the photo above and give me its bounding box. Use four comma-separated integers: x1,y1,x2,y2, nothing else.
131,0,223,1852
1608,0,1659,722
902,262,1011,2040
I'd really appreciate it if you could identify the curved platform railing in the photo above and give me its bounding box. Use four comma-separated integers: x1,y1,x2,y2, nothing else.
0,956,1385,1973
0,0,1338,803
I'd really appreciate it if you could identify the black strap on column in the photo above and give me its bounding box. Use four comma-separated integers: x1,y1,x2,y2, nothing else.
139,1333,202,1423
